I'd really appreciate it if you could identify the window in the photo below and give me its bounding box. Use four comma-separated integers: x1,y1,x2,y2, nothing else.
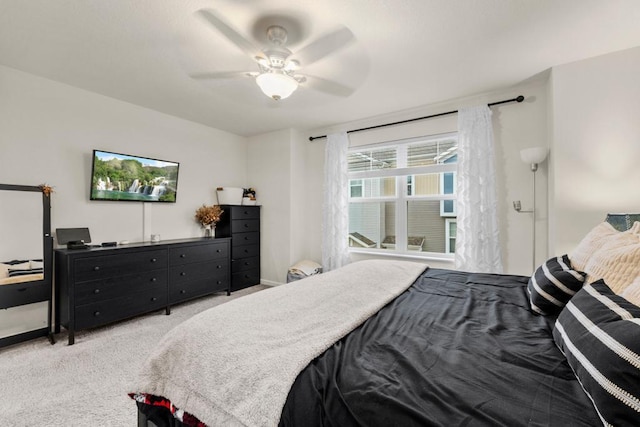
350,179,363,198
445,218,457,254
440,169,456,216
348,133,457,257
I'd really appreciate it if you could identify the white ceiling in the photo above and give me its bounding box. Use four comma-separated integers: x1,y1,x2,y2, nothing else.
1,0,640,137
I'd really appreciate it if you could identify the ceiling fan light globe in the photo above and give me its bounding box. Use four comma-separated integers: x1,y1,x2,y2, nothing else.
256,72,298,100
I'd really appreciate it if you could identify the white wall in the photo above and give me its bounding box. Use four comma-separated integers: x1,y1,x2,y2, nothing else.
246,129,293,284
0,65,248,338
288,129,313,266
549,46,640,255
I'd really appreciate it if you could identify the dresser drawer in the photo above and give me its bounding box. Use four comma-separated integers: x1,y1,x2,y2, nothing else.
74,270,167,305
169,243,228,266
232,244,260,260
227,205,260,220
170,260,228,285
232,256,260,274
232,268,260,291
169,276,228,304
231,232,259,248
75,289,167,330
231,219,259,234
74,250,167,282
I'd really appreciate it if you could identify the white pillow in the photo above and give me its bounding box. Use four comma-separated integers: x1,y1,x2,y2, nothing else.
569,221,640,270
569,222,620,271
584,236,640,294
0,263,9,279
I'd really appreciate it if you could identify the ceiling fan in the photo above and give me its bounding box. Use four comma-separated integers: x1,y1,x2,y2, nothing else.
191,9,356,101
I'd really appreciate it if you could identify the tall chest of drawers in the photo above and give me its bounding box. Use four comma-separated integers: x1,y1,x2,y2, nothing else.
217,205,261,291
55,237,230,345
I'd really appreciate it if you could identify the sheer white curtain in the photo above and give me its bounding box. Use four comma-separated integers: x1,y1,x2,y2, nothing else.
455,105,503,273
322,132,350,271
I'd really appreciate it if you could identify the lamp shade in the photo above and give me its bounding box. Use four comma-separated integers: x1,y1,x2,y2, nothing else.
520,147,548,164
255,73,298,101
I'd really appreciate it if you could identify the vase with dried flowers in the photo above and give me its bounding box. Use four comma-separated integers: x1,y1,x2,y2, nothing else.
195,204,223,238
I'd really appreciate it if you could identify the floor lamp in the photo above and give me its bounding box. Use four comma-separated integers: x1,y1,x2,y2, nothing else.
513,147,548,272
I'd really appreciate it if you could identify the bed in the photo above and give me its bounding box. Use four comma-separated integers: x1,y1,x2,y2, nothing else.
130,216,640,427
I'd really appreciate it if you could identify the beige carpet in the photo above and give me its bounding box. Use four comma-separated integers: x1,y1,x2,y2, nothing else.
0,286,268,426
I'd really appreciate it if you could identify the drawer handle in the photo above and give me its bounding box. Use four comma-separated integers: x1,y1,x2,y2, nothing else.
217,280,222,285
93,266,100,271
94,311,101,317
244,236,249,240
180,272,187,276
180,290,186,294
244,261,250,266
94,289,100,294
217,265,222,269
151,258,157,262
17,288,27,292
244,249,249,253
151,297,158,302
150,277,157,282
244,224,249,228
244,210,249,215
216,249,222,253
180,254,186,258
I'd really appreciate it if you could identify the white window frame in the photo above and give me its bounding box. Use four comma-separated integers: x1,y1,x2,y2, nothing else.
445,218,457,254
407,174,414,196
348,133,457,259
350,179,363,198
439,171,457,217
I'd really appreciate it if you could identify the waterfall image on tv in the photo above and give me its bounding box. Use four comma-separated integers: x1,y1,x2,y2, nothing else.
90,150,179,202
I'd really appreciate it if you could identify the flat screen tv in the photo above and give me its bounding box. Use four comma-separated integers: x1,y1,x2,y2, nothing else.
90,150,179,202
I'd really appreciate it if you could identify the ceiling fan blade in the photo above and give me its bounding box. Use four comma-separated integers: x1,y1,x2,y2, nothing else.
196,9,262,60
190,71,254,80
292,27,355,66
304,75,355,97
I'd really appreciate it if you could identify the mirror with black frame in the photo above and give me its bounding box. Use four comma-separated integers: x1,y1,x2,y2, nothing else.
0,184,53,347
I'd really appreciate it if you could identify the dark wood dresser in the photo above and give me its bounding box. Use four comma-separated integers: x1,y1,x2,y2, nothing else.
55,237,230,345
217,205,261,291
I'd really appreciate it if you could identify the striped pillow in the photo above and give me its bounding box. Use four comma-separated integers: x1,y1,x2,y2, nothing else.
4,261,31,277
527,255,586,315
8,267,44,277
553,280,640,425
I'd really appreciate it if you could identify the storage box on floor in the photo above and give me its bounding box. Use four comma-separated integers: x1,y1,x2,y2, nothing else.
287,260,322,283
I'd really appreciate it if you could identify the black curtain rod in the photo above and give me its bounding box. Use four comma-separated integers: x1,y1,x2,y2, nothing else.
308,95,525,142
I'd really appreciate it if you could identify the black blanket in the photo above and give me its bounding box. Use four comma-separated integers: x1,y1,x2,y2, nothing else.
279,268,600,426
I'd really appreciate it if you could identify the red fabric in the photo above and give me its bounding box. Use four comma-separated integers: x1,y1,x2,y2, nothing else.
129,393,207,427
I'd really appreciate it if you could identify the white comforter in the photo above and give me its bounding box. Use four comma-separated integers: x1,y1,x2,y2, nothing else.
132,259,427,426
